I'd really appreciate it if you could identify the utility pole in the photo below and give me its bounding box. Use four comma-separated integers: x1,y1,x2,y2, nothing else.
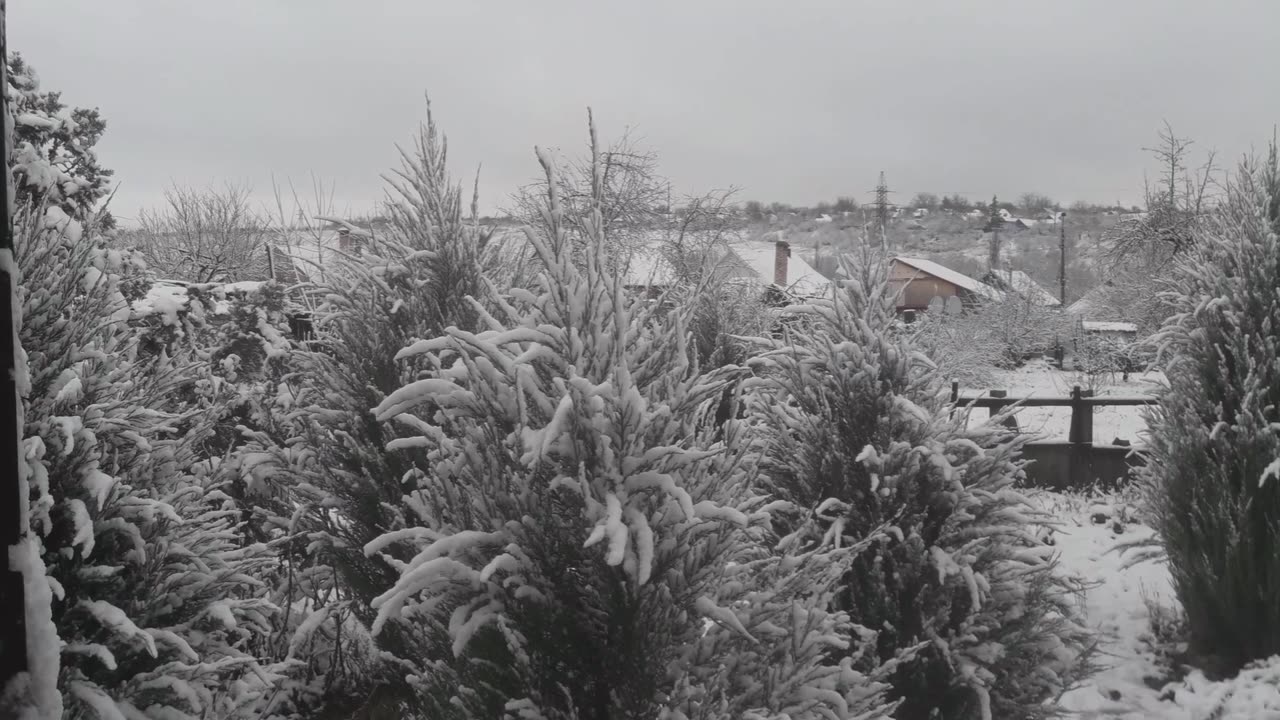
985,195,1004,273
1058,211,1068,305
872,171,891,251
1,0,30,691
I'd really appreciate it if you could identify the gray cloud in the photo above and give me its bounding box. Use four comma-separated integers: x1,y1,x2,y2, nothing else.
12,0,1279,224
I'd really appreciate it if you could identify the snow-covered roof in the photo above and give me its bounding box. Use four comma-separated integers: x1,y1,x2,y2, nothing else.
620,238,829,298
726,241,829,297
1065,295,1094,315
891,257,1003,300
622,245,678,287
988,269,1060,306
1065,282,1117,318
221,280,267,294
1081,320,1138,334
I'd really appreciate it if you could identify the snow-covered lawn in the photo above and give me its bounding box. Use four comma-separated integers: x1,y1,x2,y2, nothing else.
1033,489,1280,719
959,360,1167,445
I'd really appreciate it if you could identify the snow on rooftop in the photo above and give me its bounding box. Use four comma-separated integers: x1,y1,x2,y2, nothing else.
1081,320,1138,333
622,245,678,287
221,280,266,294
989,269,1060,306
616,237,828,297
725,241,829,297
1065,296,1094,315
892,257,1003,300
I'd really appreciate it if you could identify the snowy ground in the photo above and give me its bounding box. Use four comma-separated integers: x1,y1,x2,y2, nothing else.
1034,489,1280,719
959,360,1167,445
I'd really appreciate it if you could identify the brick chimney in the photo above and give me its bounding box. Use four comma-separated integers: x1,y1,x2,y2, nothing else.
774,240,790,287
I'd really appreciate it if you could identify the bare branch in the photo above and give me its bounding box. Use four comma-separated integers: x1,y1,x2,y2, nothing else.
126,182,273,283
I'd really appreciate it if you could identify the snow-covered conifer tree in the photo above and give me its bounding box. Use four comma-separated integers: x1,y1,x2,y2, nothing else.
6,53,115,225
210,102,513,717
1141,141,1280,674
4,197,285,718
745,254,1094,720
362,113,896,719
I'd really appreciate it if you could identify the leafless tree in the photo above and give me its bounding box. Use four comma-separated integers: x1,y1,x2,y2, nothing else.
1106,122,1218,267
654,188,767,367
1019,192,1058,213
1090,123,1220,332
508,126,668,269
130,183,273,283
658,188,740,282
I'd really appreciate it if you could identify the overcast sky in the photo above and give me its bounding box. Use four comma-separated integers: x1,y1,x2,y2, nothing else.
12,1,1280,225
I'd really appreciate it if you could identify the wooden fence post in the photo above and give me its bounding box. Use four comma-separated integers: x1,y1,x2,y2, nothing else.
1068,385,1084,444
988,389,1019,431
1081,388,1094,444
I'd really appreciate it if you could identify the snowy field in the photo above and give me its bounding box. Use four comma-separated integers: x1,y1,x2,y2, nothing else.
1035,489,1280,719
959,360,1168,445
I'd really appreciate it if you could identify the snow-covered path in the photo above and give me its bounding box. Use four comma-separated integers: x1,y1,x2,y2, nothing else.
1036,491,1280,719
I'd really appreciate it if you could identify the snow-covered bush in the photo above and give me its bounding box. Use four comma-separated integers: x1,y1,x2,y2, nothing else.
745,256,1094,720
362,116,895,719
908,311,1002,387
6,53,114,225
973,293,1072,369
1140,143,1280,675
206,103,512,717
4,202,283,718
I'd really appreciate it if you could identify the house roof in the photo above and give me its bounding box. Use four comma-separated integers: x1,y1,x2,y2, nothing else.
1081,320,1138,333
725,241,828,297
621,238,830,298
891,256,1003,300
1065,282,1116,318
987,269,1061,306
622,245,678,286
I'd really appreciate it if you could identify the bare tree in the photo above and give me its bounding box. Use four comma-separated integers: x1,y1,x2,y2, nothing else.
911,192,940,210
130,183,273,283
659,188,740,282
1106,122,1217,267
508,126,668,269
1088,123,1220,332
1018,192,1058,213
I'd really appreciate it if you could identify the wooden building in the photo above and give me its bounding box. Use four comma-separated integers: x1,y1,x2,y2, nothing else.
887,256,1002,314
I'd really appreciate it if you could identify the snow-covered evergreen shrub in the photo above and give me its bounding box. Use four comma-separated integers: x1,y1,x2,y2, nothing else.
6,53,115,224
211,104,511,717
6,202,284,718
363,117,896,719
745,257,1094,720
1141,143,1280,675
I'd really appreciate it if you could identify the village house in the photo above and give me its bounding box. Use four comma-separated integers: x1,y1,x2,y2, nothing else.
622,237,829,303
982,268,1061,306
887,256,1003,316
